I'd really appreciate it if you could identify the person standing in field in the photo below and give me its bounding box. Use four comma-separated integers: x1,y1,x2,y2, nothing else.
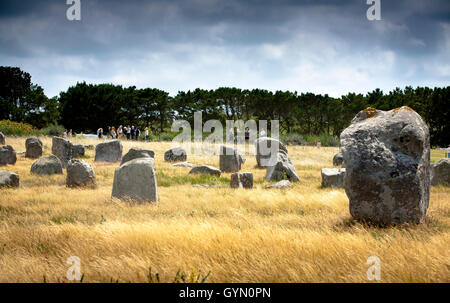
145,127,150,142
259,129,266,137
126,125,131,140
245,127,250,143
131,126,136,140
136,127,141,141
317,140,321,149
117,125,123,139
63,129,67,137
111,127,116,139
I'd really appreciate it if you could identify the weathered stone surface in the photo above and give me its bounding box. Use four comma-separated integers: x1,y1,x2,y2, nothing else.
0,132,5,145
255,137,288,167
189,165,221,177
333,152,344,166
94,140,122,162
0,145,16,166
66,160,96,188
431,158,450,186
0,170,19,188
321,168,346,188
230,172,253,189
164,147,187,162
52,136,73,168
121,148,154,165
220,146,242,173
265,150,300,182
30,155,63,175
341,106,430,224
25,137,43,159
265,180,291,189
72,144,85,158
112,158,158,202
172,161,196,168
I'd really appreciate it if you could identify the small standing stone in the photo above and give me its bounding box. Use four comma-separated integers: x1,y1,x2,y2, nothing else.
66,160,96,188
112,158,158,202
0,145,17,166
265,150,300,182
121,148,154,165
164,147,187,162
30,155,63,175
72,144,85,158
265,180,291,189
0,170,19,188
220,146,242,173
0,132,5,145
94,140,122,162
189,165,221,177
25,137,43,159
321,168,346,188
230,172,253,189
333,152,344,166
52,136,73,168
431,158,450,186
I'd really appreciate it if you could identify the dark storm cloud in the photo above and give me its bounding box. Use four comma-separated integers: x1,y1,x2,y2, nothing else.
0,0,449,97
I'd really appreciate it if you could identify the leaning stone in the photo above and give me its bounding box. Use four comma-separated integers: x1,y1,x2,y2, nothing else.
321,168,346,188
341,106,430,224
431,158,450,186
265,180,291,189
72,144,85,158
0,132,5,145
172,162,196,168
0,145,17,166
189,165,221,177
25,137,43,159
220,146,242,173
164,147,187,162
255,137,288,167
230,172,253,189
121,148,154,165
265,150,300,182
30,155,63,175
0,170,19,188
66,160,96,188
95,140,122,162
52,136,73,168
112,158,158,202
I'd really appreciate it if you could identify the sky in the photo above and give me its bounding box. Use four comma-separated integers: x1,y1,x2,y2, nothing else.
0,0,449,98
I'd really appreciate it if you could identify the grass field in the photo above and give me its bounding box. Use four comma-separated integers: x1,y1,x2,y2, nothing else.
0,137,449,283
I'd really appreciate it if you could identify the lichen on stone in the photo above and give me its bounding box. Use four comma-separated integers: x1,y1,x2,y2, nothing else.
393,106,414,114
364,107,377,119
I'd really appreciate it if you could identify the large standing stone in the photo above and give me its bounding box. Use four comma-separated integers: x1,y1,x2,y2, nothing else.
0,170,19,188
0,132,5,145
30,155,63,175
25,137,43,159
189,165,221,177
265,150,300,182
0,145,16,166
341,106,430,225
52,136,73,168
164,147,187,162
230,172,253,189
66,160,96,188
95,140,122,162
255,137,288,167
121,148,154,165
333,152,344,166
112,158,158,202
431,158,450,186
220,146,242,173
72,144,85,158
321,168,346,188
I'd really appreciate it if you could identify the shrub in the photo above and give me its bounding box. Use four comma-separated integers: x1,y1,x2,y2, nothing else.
0,120,38,136
158,132,177,141
281,133,305,146
40,123,65,136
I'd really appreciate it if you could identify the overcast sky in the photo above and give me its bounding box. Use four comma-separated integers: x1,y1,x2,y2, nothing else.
0,0,449,98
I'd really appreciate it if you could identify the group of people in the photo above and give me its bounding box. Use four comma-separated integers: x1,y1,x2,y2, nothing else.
97,125,151,141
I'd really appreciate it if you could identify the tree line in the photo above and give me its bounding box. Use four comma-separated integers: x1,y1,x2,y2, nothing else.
1,66,449,147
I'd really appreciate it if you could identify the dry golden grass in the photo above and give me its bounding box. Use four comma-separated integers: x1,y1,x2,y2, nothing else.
0,136,449,283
